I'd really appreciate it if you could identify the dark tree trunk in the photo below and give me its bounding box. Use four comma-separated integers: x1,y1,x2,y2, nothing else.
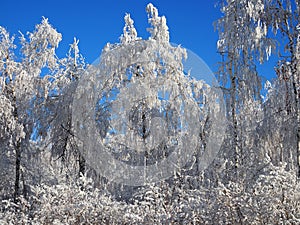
79,154,86,176
229,59,239,172
14,141,21,202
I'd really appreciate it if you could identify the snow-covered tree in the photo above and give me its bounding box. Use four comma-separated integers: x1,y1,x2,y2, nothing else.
72,3,222,189
0,27,24,199
262,0,300,177
0,18,62,200
215,0,270,174
216,0,300,180
45,37,86,176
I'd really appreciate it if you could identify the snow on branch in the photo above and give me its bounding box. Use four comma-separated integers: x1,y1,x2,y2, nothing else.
146,3,169,43
120,14,139,44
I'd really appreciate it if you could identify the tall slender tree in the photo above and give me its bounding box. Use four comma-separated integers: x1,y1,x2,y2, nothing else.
0,18,62,200
216,0,272,175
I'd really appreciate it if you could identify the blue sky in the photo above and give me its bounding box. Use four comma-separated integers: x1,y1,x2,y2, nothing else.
0,1,222,71
0,0,276,80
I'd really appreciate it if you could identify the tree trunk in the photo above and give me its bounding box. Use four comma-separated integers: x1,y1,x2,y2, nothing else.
291,66,300,178
289,30,300,178
14,141,21,202
229,59,239,172
11,92,22,202
79,154,86,176
295,30,300,178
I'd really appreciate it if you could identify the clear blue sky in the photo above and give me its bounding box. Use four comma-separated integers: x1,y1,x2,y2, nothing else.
0,0,276,79
0,1,222,71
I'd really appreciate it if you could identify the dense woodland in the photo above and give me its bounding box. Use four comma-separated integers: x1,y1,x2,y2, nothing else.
0,1,300,224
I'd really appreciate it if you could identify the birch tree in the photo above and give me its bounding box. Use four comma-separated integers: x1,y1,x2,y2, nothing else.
0,28,24,199
264,0,300,177
216,0,273,176
247,0,300,175
45,38,86,177
0,18,62,200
